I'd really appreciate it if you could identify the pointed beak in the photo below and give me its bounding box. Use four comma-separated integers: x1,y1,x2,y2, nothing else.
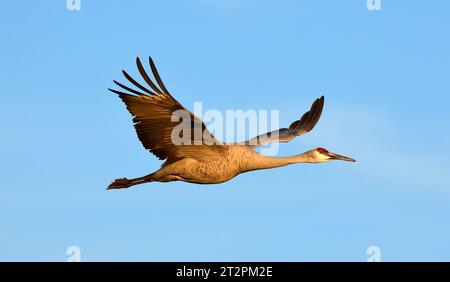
328,152,356,162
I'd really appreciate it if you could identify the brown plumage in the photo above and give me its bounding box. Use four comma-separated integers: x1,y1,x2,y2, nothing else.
107,57,355,189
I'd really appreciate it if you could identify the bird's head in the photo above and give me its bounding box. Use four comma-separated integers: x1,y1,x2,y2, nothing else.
305,147,356,163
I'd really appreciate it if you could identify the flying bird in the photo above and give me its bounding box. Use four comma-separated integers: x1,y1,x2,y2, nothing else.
107,57,355,189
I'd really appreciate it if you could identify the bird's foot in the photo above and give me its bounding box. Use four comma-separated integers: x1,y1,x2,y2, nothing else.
107,178,132,190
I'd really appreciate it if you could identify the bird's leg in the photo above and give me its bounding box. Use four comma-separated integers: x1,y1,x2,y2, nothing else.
107,173,155,190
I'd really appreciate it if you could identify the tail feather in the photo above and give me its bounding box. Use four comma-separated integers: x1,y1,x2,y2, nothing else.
107,178,132,190
107,174,156,190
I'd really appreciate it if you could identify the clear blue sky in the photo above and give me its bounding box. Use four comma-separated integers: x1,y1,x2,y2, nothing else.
1,1,449,261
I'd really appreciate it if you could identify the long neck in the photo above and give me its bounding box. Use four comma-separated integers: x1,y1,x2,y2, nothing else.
246,152,312,171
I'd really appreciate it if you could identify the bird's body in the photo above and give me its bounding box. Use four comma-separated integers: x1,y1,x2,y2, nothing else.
147,145,305,184
112,145,320,187
107,57,355,189
152,145,251,184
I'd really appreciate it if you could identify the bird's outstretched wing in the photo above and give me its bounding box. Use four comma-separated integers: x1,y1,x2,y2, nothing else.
109,57,225,166
241,96,324,148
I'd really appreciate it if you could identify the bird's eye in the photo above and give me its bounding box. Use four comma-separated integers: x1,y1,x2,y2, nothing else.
316,148,329,154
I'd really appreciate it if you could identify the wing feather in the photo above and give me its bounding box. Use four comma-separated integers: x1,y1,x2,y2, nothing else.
242,96,324,147
109,57,225,165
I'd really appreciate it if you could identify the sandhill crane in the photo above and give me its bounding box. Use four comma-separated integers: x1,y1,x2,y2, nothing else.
107,57,355,189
